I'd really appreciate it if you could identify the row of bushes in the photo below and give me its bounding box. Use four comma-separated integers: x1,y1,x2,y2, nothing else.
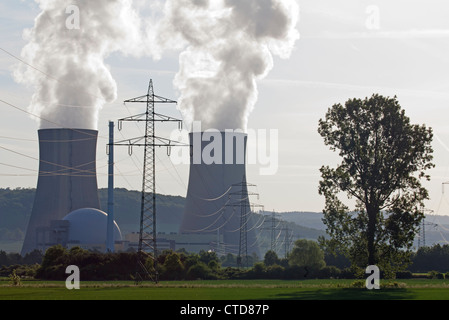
0,263,39,278
0,245,387,281
0,249,43,267
3,244,449,281
394,270,449,279
423,270,449,279
36,246,137,280
4,264,447,283
4,245,343,281
409,244,449,273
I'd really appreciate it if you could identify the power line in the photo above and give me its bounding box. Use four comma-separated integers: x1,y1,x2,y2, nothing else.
259,211,285,254
0,143,112,176
112,79,188,284
225,178,263,268
0,136,35,142
0,47,60,83
0,98,106,140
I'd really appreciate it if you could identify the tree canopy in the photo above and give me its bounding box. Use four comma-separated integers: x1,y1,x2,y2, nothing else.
318,94,434,275
288,239,325,271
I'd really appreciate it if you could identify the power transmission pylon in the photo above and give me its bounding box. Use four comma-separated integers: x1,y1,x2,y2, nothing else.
418,208,437,249
284,225,290,258
113,79,186,283
226,176,262,268
259,211,281,255
280,222,294,258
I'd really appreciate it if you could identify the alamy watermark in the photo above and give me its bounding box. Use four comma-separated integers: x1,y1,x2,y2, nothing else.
169,121,279,176
65,265,80,290
365,265,380,290
65,4,80,30
365,5,380,31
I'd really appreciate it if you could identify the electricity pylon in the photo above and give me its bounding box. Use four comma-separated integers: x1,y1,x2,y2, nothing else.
226,176,262,268
114,79,186,283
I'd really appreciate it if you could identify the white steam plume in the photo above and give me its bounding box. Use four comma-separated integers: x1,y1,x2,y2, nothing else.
14,0,143,130
14,0,299,131
157,0,300,132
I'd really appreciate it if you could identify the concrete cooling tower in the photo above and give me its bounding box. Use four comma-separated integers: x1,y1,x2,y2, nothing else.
179,131,260,256
21,128,101,255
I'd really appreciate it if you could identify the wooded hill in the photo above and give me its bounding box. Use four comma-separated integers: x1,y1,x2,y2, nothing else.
0,188,325,250
0,188,185,241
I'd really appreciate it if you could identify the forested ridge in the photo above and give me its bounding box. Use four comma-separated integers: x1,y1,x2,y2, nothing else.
0,187,186,240
0,187,324,243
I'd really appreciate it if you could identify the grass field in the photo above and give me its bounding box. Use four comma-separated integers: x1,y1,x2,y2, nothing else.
1,278,449,300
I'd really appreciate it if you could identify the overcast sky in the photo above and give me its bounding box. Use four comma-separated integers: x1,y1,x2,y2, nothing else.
2,0,449,218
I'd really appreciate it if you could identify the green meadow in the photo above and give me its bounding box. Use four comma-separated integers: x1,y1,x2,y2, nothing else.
1,278,449,300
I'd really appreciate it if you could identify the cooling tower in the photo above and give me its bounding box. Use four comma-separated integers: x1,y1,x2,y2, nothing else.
21,128,101,255
180,131,260,256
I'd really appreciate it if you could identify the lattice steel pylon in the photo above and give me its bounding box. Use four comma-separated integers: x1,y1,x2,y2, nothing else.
226,176,262,268
259,211,281,254
417,208,437,249
114,79,186,283
239,182,249,267
281,222,296,258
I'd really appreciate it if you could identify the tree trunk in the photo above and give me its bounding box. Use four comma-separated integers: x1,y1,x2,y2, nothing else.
367,206,377,266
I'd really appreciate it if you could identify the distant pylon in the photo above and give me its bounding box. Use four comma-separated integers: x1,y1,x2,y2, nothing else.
418,207,436,249
280,222,294,258
226,176,262,268
259,211,281,255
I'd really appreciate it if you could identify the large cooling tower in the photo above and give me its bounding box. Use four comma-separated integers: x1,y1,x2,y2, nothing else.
180,131,260,256
21,128,101,255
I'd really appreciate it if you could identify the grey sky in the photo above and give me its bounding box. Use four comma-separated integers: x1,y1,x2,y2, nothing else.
1,0,449,216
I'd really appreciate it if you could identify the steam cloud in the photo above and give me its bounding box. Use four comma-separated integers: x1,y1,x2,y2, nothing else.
14,0,142,130
14,0,299,131
158,0,300,131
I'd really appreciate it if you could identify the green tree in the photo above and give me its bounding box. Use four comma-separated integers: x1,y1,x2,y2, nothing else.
35,245,68,280
263,250,280,266
288,239,325,271
221,253,237,267
251,262,266,278
23,249,43,265
186,262,214,280
9,269,21,286
208,259,220,271
318,94,434,274
162,252,184,280
40,244,67,268
199,250,220,266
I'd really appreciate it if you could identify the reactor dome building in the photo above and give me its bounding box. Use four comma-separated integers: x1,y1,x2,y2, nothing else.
62,208,122,246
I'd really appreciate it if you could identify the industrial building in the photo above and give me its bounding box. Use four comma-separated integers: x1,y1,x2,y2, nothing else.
21,121,261,258
34,208,126,252
21,128,119,255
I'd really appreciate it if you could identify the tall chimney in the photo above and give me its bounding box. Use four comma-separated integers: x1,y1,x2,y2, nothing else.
21,128,101,255
106,121,115,253
179,131,260,256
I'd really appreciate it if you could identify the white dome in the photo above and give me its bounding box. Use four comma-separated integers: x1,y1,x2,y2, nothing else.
63,208,122,244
